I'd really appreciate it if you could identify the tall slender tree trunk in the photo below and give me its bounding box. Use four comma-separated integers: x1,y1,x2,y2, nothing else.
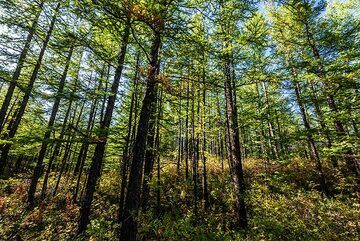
255,82,268,160
223,51,247,229
119,53,140,220
72,75,102,199
156,135,161,216
40,93,72,200
27,45,74,205
292,79,329,196
141,86,162,212
191,84,198,216
303,19,358,176
216,95,225,171
99,64,110,124
73,72,103,177
1,94,20,133
77,23,130,234
0,3,60,176
177,84,182,177
155,95,162,216
72,105,91,201
308,80,337,167
202,86,209,210
185,81,190,180
121,32,162,241
53,137,71,196
260,81,279,160
52,101,84,197
0,1,44,133
281,39,330,195
131,66,140,144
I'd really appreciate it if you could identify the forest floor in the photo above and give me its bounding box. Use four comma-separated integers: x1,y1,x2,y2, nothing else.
0,158,359,241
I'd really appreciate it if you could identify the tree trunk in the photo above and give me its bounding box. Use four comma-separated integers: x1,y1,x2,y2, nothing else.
121,32,161,241
185,81,190,180
177,84,182,177
191,84,198,216
41,91,73,200
308,80,337,167
141,77,162,213
202,86,209,210
27,44,74,205
304,19,358,176
73,74,103,201
77,23,130,234
223,51,247,229
74,73,102,176
0,3,60,176
119,53,140,220
156,135,161,216
260,81,279,160
0,1,44,133
292,79,329,196
53,138,72,196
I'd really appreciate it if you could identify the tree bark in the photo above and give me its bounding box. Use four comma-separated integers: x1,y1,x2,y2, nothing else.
119,52,140,220
185,81,190,180
0,3,60,176
202,86,209,210
292,79,329,196
121,32,161,241
0,1,44,133
307,80,337,167
27,44,74,205
260,81,279,160
141,71,162,213
176,83,182,177
223,50,247,228
77,23,130,234
303,18,359,176
191,84,198,216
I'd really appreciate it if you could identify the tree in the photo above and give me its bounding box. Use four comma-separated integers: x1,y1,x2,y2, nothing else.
77,19,130,234
0,2,61,176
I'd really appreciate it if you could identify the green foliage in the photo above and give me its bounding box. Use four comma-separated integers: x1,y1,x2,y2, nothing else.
1,157,359,240
0,0,359,240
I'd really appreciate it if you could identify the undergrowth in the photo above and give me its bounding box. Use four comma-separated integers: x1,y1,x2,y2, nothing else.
0,158,359,240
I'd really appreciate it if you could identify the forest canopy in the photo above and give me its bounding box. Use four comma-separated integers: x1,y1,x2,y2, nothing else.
0,0,359,240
